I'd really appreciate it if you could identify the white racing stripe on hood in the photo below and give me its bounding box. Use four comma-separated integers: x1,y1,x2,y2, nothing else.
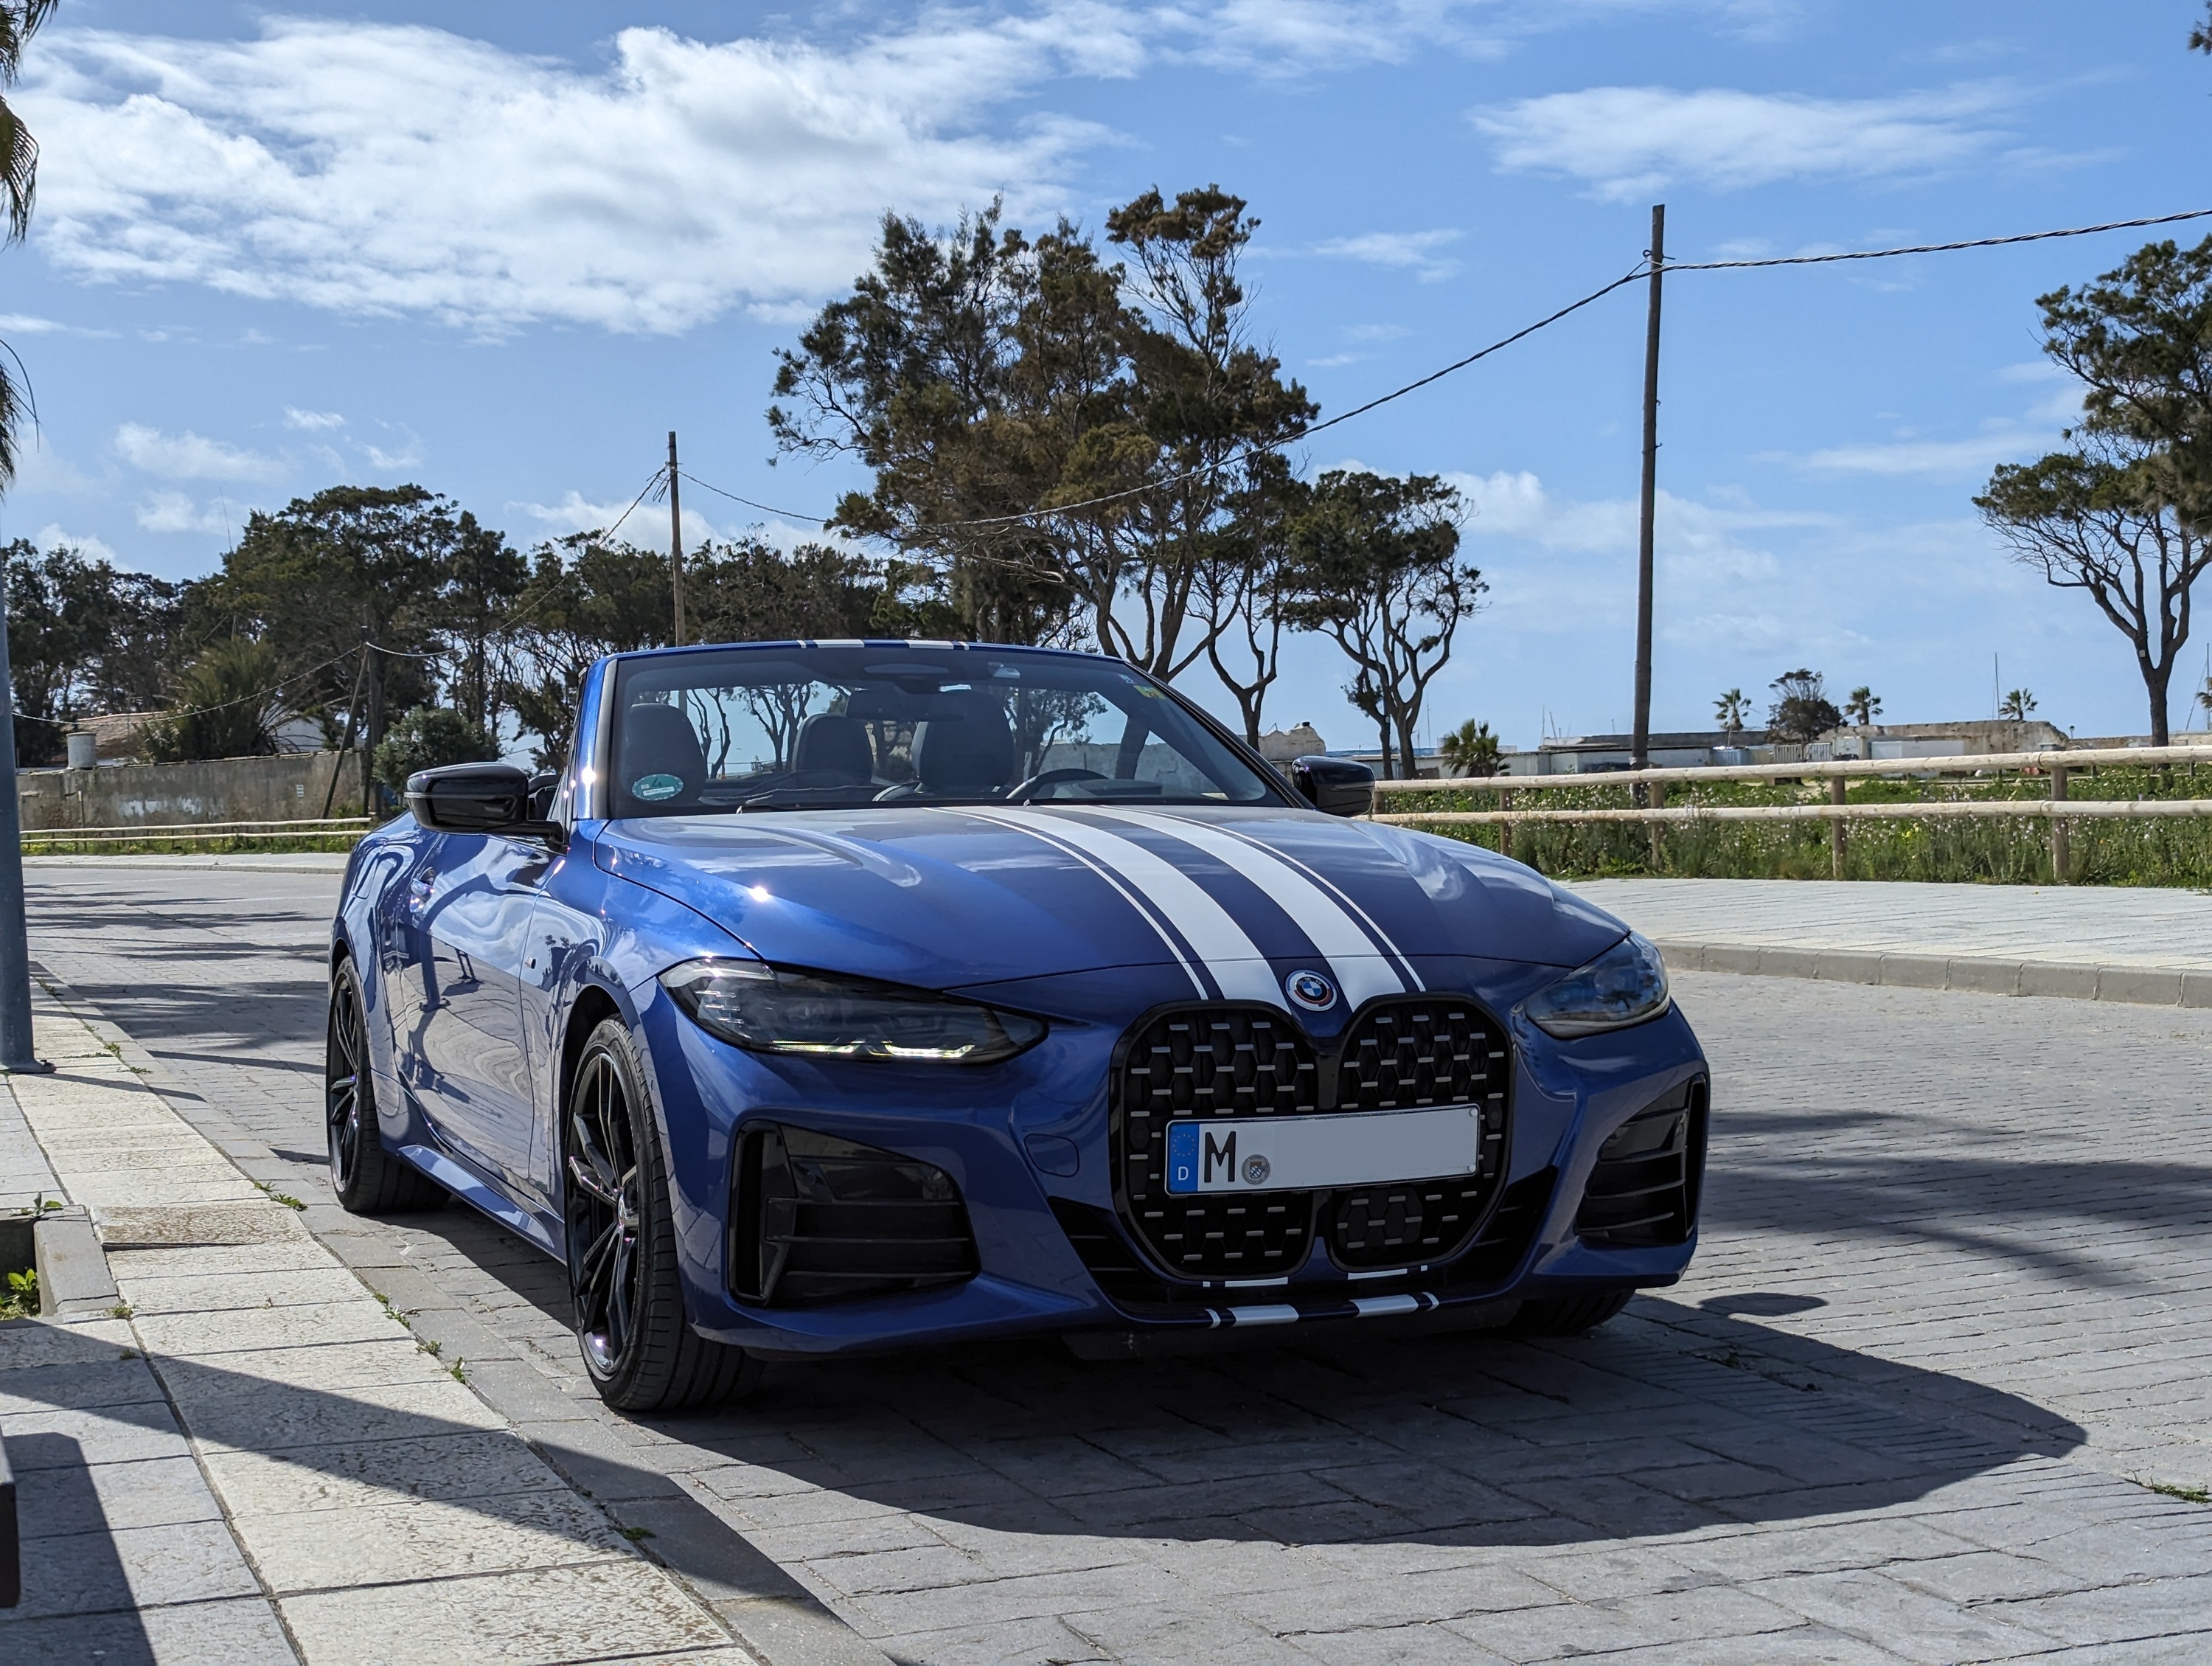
950,807,1208,997
970,807,1284,1006
1082,807,1419,1005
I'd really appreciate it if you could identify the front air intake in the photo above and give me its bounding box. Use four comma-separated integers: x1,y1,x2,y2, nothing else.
728,1122,978,1307
1574,1079,1708,1248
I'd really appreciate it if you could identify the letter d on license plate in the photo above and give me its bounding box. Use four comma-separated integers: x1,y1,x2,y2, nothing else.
1164,1106,1481,1195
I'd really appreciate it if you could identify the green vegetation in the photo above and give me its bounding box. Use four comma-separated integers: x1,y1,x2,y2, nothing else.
373,704,498,791
1389,762,2212,888
0,1266,36,1319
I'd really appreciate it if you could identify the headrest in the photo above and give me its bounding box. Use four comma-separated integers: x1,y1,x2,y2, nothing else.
618,703,707,811
793,713,874,782
911,692,1014,796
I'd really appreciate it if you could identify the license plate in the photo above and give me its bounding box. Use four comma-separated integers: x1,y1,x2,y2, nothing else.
1164,1106,1481,1195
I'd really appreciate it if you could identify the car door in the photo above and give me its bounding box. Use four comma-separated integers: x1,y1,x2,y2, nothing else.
415,831,550,1184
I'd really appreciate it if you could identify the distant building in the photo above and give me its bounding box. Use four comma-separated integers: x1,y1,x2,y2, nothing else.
1257,722,1329,763
1511,730,1771,775
1826,718,2067,760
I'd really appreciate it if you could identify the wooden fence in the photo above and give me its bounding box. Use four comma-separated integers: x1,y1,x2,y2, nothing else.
1369,744,2212,881
19,816,375,850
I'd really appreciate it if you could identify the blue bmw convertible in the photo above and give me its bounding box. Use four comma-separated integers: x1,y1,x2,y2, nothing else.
326,639,1708,1411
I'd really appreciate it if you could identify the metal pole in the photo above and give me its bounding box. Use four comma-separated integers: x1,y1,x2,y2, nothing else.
2051,764,2070,883
1632,204,1665,777
361,627,382,820
667,431,686,648
0,571,50,1072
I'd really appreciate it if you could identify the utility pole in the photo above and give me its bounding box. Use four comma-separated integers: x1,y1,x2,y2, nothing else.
0,572,49,1072
361,626,382,819
1632,203,1666,776
667,431,686,648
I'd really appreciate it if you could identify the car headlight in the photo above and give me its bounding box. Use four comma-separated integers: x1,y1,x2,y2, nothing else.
660,959,1046,1064
1522,933,1671,1038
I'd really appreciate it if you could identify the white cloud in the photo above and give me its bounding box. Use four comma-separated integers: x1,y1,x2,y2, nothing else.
20,15,1133,336
283,406,344,430
1471,83,2020,199
1793,431,2050,481
114,422,282,481
1310,229,1463,282
33,522,117,563
0,311,117,338
136,489,243,534
1160,1,1505,77
516,490,723,549
360,424,424,471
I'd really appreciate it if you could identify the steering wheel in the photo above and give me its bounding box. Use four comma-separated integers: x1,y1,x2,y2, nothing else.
1005,768,1108,803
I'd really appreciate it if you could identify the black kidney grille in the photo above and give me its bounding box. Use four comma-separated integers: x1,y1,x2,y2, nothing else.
1112,998,1512,1280
1121,1008,1319,1119
1338,1000,1500,1109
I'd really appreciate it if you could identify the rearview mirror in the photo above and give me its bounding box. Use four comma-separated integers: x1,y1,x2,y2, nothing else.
1290,754,1374,818
406,763,564,845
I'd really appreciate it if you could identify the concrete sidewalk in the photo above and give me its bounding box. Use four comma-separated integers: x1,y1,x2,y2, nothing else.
1573,878,2212,1007
0,992,775,1665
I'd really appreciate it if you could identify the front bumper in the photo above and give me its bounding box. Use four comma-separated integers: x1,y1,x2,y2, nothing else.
633,965,1709,1360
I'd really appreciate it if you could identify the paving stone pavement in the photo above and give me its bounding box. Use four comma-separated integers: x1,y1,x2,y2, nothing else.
1576,878,2212,1008
0,997,765,1666
19,862,2212,1662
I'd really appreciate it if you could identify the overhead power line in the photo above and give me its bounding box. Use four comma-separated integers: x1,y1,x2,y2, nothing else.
1663,207,2212,273
652,204,2212,535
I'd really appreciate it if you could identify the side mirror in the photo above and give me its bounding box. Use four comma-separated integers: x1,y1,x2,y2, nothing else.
1290,754,1374,818
406,763,565,846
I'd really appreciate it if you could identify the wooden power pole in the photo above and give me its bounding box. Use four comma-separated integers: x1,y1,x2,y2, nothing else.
667,431,686,648
1632,204,1665,774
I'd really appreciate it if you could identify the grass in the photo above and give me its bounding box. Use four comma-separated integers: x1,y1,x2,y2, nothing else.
2141,1479,2212,1504
1388,762,2212,887
19,833,364,858
0,1267,38,1319
252,1179,307,1211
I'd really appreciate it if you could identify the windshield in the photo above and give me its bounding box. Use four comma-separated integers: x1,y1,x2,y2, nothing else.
605,645,1279,818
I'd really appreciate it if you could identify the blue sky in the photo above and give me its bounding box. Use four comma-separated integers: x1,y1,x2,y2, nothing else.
5,1,2211,748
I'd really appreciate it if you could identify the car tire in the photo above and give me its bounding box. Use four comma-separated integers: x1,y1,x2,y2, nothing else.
326,957,446,1215
565,1017,761,1414
1507,1291,1633,1336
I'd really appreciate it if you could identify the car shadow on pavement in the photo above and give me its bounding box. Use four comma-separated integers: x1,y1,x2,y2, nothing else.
666,1297,2085,1547
355,1204,2089,1549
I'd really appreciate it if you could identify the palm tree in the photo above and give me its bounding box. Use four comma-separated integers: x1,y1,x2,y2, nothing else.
1439,718,1502,778
1714,688,1748,737
0,1,55,486
1844,686,1882,726
2000,688,2037,721
2193,676,2210,728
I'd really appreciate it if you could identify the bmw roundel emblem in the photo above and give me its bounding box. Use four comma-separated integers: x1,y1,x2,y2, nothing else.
1286,970,1337,1011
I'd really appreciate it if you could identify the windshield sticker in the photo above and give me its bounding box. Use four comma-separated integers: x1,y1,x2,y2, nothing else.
633,773,684,802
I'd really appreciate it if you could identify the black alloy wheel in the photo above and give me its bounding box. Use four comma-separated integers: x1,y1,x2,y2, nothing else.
325,958,443,1214
564,1017,759,1412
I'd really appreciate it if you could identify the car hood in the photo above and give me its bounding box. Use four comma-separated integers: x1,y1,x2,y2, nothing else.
594,802,1626,1004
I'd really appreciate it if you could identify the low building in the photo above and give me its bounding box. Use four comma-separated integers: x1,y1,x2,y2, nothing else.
1256,723,1329,764
1824,718,2067,760
1512,730,1772,776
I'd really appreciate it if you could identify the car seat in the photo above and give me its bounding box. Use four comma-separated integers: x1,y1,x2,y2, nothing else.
792,713,875,783
910,693,1015,796
619,703,708,812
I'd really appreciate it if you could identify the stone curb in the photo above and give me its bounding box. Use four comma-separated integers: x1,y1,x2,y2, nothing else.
31,1208,118,1319
23,855,353,875
1658,940,2212,1008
